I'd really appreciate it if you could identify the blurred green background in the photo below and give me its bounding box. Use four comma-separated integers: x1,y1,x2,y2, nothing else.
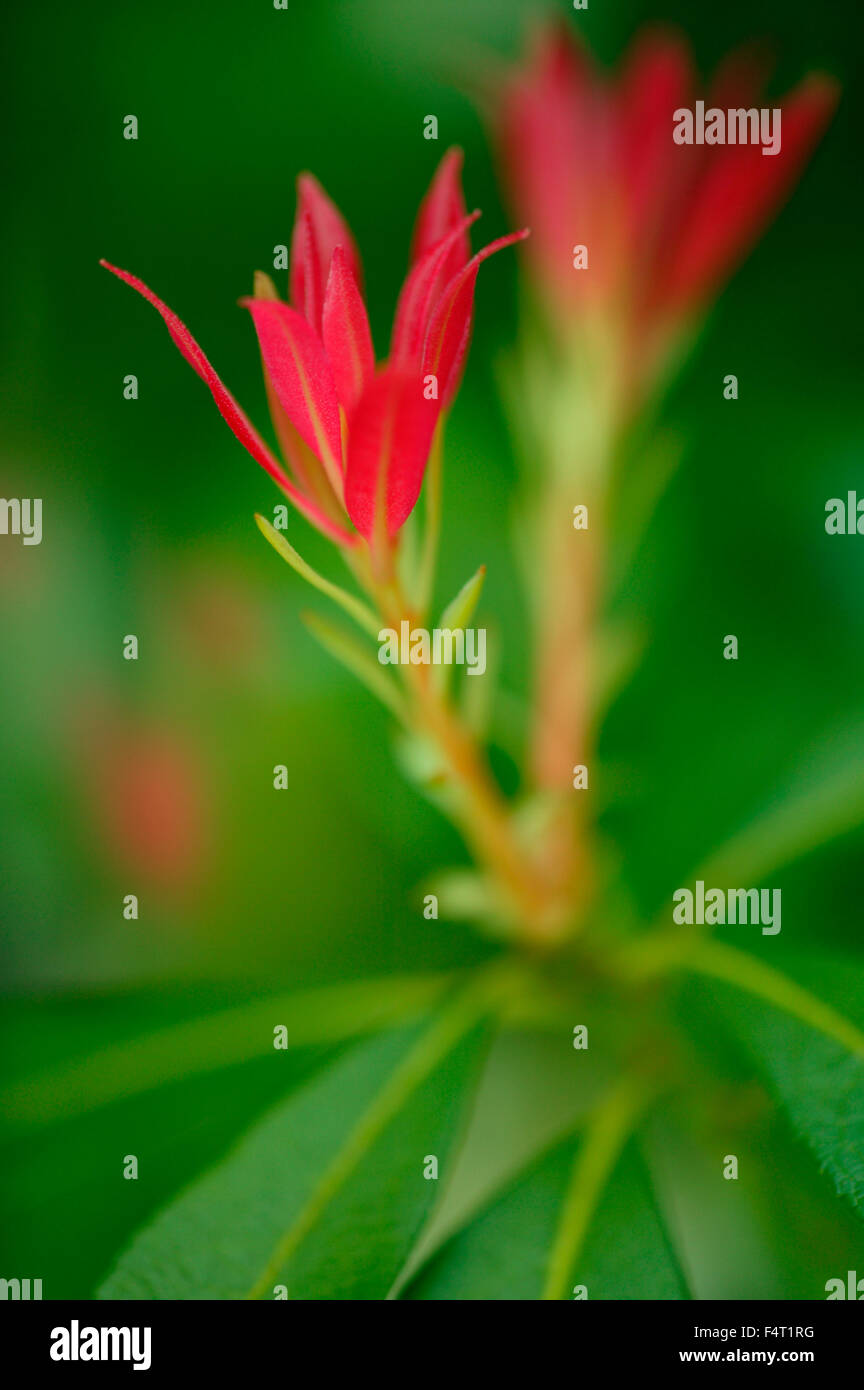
2,0,862,1297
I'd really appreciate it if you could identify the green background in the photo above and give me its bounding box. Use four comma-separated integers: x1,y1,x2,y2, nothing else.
1,0,862,1297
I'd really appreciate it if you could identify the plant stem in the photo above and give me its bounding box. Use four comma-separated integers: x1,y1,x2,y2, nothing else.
522,344,621,932
370,569,573,944
411,666,565,939
530,477,602,795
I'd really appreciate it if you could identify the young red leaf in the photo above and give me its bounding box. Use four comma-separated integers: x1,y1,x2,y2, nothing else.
344,367,440,543
657,75,839,312
322,247,375,415
422,230,529,406
618,30,694,250
242,298,345,494
289,209,324,335
290,174,362,332
410,148,471,278
391,212,481,367
494,22,596,307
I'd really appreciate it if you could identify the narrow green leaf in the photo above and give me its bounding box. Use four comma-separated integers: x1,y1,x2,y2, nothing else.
0,974,451,1134
685,723,864,893
437,564,486,633
432,564,487,696
302,610,407,721
254,513,380,637
98,979,499,1300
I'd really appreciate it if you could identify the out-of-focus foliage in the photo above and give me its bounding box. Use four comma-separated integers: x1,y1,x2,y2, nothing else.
1,0,862,1298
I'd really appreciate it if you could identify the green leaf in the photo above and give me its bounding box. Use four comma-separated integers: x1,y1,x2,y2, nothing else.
254,513,379,637
406,1133,690,1301
302,610,407,721
684,722,864,892
431,565,487,697
437,564,486,633
397,1027,609,1292
686,951,864,1218
98,985,495,1300
0,973,451,1134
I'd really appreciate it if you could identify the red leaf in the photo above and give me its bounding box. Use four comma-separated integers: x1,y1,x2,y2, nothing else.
289,209,324,334
242,298,344,491
410,148,471,277
495,21,596,306
322,246,375,414
422,229,529,406
390,211,481,367
344,367,440,542
290,174,362,332
618,29,694,256
655,75,839,312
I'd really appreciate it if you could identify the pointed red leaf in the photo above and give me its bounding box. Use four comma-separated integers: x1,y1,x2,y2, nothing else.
391,211,481,367
261,372,355,536
410,148,471,278
289,209,324,334
618,29,694,251
344,367,440,542
422,229,529,406
242,298,344,492
495,21,596,306
289,174,362,332
100,261,354,544
657,75,838,312
322,246,375,415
